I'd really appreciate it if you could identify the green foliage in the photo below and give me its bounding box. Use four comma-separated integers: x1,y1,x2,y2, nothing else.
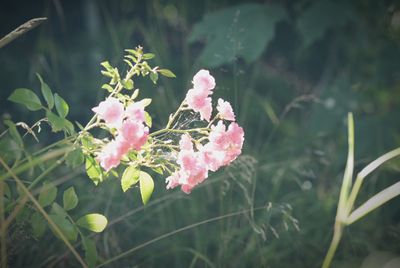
54,93,69,118
82,236,98,268
38,182,57,207
63,187,78,211
36,73,54,109
85,156,103,185
49,214,78,242
297,0,354,47
8,88,42,111
30,212,47,239
139,171,154,205
76,213,108,233
121,165,140,192
66,148,85,168
189,3,287,67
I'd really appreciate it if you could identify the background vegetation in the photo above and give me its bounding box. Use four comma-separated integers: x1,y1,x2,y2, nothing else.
1,0,400,267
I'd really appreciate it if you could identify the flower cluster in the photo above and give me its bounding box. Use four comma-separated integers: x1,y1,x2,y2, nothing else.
165,70,244,194
92,97,149,171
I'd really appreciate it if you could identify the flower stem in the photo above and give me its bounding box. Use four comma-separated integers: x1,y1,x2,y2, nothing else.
322,223,343,268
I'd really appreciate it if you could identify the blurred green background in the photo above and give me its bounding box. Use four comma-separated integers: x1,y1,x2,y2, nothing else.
1,0,400,267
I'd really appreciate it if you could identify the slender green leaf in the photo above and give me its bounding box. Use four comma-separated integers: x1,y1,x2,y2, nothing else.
139,171,154,205
38,182,57,207
101,84,114,92
8,88,42,111
51,202,68,218
76,213,108,233
346,181,400,224
63,187,78,211
158,69,176,78
142,53,155,60
139,98,152,107
36,73,54,109
121,165,140,192
122,79,134,90
54,93,69,118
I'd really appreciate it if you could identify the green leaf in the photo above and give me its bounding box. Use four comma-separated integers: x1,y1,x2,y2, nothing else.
101,84,114,92
158,69,176,78
131,89,139,100
30,212,47,239
188,3,287,67
144,111,152,128
51,202,68,218
36,73,54,109
49,214,78,242
142,53,155,60
76,213,108,233
139,171,154,205
121,165,140,192
346,181,400,225
83,237,98,268
66,148,85,168
139,98,152,107
122,79,134,90
85,157,103,185
38,182,57,207
46,110,65,132
297,0,354,47
63,187,78,211
100,61,113,71
8,88,42,111
150,71,158,84
3,182,11,198
54,93,69,118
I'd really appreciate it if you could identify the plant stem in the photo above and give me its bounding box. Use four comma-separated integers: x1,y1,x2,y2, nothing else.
322,223,343,268
0,179,7,268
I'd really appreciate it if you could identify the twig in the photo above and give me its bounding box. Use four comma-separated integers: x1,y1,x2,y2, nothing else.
0,18,47,48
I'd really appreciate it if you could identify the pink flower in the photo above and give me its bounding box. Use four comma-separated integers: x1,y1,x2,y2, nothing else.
207,121,244,166
96,139,123,171
192,69,215,95
217,98,235,121
119,119,149,151
125,102,145,122
186,89,212,121
92,97,124,128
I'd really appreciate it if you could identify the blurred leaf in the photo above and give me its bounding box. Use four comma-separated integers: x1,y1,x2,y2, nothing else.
122,79,134,90
139,98,152,107
51,202,68,218
158,69,176,78
121,165,140,192
36,73,54,109
63,187,78,211
30,212,47,239
150,71,158,84
2,182,11,198
54,93,69,118
66,148,85,168
144,111,152,128
76,213,108,233
46,110,65,132
297,0,354,47
139,171,154,205
49,214,78,242
142,53,155,60
189,3,287,67
8,88,42,111
101,84,113,92
83,236,98,268
85,157,103,185
38,182,57,207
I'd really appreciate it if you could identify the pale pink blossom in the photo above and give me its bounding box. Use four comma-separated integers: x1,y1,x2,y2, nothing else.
125,102,145,122
92,97,124,128
207,121,244,166
96,139,123,171
192,69,215,95
186,89,212,121
217,98,235,121
119,119,149,150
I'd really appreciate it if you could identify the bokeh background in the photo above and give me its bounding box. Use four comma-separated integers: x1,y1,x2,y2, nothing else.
1,0,400,267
